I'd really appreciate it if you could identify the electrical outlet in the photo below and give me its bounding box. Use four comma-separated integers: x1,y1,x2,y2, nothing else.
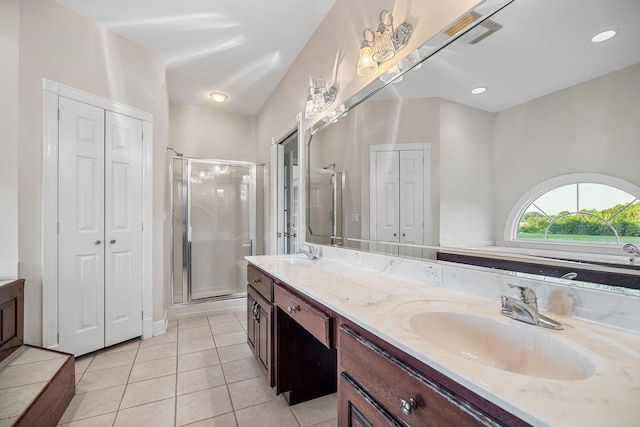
351,213,359,223
424,264,442,283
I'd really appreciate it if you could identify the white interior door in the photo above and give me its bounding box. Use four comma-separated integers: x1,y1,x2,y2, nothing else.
58,98,143,355
58,97,106,356
104,111,143,346
399,150,424,244
374,151,400,242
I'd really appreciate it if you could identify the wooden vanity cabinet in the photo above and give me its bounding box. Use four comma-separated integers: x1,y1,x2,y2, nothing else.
274,282,337,405
338,321,528,427
246,265,274,386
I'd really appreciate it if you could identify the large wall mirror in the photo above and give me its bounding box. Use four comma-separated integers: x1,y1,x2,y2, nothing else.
307,0,640,290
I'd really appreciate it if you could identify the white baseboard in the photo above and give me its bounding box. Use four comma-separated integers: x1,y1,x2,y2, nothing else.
152,310,168,336
169,297,246,320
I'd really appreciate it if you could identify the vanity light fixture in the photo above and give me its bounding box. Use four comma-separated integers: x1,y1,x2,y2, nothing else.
357,10,412,77
304,77,337,120
470,86,487,95
322,104,347,123
209,91,228,103
591,29,618,43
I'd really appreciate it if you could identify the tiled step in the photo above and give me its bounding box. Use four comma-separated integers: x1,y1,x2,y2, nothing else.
0,345,75,426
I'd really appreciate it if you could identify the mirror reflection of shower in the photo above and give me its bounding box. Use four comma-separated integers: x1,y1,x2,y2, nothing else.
170,157,265,304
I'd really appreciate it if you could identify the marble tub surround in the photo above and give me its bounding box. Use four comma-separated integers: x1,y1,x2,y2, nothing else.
247,251,640,426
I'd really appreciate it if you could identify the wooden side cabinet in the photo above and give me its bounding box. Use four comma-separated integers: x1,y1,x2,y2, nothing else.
247,284,273,384
0,279,24,365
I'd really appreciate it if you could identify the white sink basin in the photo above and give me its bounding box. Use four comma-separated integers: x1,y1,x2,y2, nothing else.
396,302,595,380
277,255,314,265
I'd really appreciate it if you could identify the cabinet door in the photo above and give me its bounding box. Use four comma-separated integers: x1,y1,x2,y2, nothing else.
247,287,257,353
256,299,272,382
339,373,402,427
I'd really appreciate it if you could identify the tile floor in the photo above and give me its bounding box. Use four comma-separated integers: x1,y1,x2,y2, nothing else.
59,311,337,426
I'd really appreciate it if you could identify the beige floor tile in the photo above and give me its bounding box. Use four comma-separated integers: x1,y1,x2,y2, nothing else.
167,320,178,333
135,343,177,363
76,365,131,394
86,350,137,372
290,393,337,427
227,376,276,411
213,332,247,348
210,322,244,336
221,358,263,384
177,365,225,395
235,397,299,427
178,349,220,373
178,325,212,341
100,339,141,354
233,312,246,324
175,385,233,426
0,382,46,419
216,343,252,364
119,375,176,410
9,347,66,365
74,356,94,378
182,412,237,427
309,418,338,427
0,359,66,389
207,314,239,326
139,331,178,348
59,385,125,424
57,411,117,426
114,397,175,427
178,337,215,355
179,317,210,330
129,356,177,383
237,319,248,333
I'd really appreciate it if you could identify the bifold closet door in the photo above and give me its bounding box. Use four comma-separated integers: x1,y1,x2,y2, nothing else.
58,97,143,356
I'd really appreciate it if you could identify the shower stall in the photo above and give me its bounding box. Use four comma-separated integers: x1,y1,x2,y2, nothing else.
171,157,265,304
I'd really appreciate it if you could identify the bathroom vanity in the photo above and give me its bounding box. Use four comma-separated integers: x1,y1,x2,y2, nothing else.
246,253,640,427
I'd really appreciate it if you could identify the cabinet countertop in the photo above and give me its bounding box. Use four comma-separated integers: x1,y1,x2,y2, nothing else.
246,255,640,427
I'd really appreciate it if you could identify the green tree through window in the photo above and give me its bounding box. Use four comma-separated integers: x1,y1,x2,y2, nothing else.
517,183,640,244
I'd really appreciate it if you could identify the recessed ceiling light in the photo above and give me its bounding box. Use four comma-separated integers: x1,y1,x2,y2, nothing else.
591,29,618,43
470,87,487,95
209,92,228,103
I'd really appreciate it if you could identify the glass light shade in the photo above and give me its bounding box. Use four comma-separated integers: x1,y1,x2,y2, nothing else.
372,26,395,63
357,45,378,76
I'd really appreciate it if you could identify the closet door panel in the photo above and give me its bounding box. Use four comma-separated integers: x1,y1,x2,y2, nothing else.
399,150,424,244
104,111,143,346
58,97,106,356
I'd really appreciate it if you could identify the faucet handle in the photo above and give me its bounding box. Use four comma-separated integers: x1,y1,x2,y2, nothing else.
507,284,538,309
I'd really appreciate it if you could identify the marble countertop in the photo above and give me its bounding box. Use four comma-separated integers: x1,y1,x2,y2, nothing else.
246,254,640,427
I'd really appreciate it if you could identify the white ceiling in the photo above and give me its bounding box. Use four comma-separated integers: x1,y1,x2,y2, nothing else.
54,0,336,115
374,0,640,112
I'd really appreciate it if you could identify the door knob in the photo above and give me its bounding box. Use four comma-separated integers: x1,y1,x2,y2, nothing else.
110,239,116,244
94,240,102,245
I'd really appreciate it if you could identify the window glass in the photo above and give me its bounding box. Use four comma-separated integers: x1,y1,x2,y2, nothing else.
517,183,640,244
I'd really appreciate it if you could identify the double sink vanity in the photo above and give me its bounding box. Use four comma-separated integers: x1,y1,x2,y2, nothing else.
245,248,640,426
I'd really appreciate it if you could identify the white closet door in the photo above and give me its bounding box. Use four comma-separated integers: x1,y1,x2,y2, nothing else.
399,150,424,244
374,151,400,242
58,97,106,356
104,111,143,346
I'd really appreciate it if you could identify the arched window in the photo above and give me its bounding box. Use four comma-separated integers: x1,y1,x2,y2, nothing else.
507,174,640,246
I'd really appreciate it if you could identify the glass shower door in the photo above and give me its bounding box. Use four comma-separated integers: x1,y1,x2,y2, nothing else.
188,162,251,300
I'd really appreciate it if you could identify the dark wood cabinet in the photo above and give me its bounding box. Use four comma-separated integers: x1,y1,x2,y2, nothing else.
0,279,24,365
246,265,274,386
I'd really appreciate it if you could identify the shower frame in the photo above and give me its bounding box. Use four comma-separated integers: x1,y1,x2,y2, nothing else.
170,156,265,305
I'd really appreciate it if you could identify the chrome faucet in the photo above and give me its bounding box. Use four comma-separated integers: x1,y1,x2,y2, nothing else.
298,243,319,260
500,284,563,330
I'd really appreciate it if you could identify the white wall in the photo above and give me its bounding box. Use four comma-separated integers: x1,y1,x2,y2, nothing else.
17,0,169,344
493,63,640,240
0,0,19,279
439,99,494,247
169,103,256,161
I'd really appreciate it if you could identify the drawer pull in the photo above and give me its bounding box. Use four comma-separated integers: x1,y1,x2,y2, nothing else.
400,397,418,415
287,305,300,314
252,278,262,283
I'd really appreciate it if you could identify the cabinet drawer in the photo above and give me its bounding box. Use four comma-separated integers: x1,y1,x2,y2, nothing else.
247,265,273,302
339,326,491,427
274,285,332,349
